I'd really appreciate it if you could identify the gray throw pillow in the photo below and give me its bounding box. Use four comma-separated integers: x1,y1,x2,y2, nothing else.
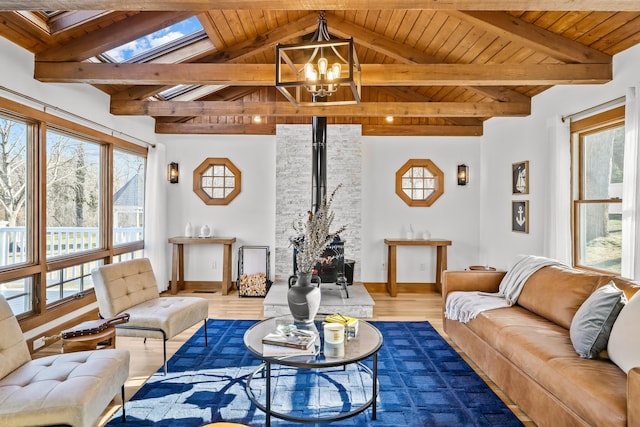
570,281,627,359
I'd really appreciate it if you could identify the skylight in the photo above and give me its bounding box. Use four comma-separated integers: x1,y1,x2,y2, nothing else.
103,16,204,63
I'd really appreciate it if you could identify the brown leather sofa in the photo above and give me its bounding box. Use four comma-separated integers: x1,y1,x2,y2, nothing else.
442,265,640,427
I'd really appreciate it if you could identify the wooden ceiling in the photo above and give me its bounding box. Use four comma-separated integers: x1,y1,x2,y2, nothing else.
1,1,640,136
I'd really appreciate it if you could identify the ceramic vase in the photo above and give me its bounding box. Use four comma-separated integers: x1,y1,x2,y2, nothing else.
185,222,193,237
287,271,321,324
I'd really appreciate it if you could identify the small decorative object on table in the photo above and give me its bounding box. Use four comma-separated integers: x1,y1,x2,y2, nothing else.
288,185,346,324
325,313,359,339
261,323,319,356
200,224,211,237
262,327,317,350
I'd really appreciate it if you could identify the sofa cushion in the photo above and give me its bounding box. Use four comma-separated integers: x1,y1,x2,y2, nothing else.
93,258,160,317
608,291,640,373
570,281,626,359
517,265,613,329
465,306,627,427
114,296,209,340
0,349,130,427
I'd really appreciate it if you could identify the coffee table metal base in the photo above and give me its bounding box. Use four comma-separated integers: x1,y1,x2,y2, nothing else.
245,355,378,426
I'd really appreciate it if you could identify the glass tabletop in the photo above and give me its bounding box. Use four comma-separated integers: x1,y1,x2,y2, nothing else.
244,314,383,368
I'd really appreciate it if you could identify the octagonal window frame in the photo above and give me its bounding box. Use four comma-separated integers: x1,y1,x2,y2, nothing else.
395,158,444,207
193,157,241,205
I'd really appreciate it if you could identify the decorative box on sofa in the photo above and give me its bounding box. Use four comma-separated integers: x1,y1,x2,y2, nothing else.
442,264,640,427
0,295,129,427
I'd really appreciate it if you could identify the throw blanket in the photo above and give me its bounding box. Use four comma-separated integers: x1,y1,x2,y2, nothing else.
445,255,563,323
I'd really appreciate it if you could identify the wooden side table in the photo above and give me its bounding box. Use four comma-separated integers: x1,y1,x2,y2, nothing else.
168,236,236,295
384,238,452,296
62,327,116,353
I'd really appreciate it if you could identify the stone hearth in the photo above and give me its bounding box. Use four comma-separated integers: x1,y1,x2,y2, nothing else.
263,282,374,319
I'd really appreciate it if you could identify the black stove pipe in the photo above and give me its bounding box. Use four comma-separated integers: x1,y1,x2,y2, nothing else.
311,98,327,213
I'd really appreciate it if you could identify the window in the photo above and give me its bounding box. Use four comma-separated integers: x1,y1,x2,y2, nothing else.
103,16,204,63
46,260,102,305
0,97,147,320
395,159,444,207
46,129,101,258
571,106,624,274
113,150,145,245
0,115,30,267
193,157,241,205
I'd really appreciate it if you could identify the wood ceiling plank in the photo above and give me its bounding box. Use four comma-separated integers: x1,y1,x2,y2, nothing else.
9,1,640,11
35,11,193,61
110,99,530,117
199,13,317,63
450,11,611,63
588,13,640,52
329,18,529,102
35,62,612,85
197,12,227,49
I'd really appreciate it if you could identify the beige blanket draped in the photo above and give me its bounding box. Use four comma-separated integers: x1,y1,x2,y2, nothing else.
444,255,563,323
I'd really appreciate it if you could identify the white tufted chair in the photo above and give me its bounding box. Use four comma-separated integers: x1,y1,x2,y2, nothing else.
0,295,130,427
92,258,209,375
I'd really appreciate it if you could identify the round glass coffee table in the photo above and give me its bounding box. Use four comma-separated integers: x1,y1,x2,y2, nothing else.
243,315,383,426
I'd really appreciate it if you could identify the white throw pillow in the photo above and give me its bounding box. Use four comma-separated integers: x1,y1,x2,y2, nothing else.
570,281,626,358
608,290,640,373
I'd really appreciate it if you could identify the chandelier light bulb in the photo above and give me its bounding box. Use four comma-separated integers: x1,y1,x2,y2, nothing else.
317,57,328,76
304,63,315,80
332,63,341,78
327,70,335,81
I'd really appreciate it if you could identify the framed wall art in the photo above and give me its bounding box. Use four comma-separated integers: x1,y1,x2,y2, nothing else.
512,161,529,195
512,200,529,233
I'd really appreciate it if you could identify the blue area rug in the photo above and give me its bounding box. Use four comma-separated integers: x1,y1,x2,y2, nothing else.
107,319,523,426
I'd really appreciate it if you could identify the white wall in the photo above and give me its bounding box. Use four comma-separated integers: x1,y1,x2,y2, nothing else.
480,43,640,271
163,131,482,286
362,136,481,282
159,134,276,283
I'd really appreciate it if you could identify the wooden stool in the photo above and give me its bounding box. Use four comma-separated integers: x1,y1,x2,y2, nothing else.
62,326,116,353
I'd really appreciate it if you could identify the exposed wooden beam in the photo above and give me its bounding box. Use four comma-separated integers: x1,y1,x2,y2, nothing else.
378,87,486,126
4,1,640,12
155,122,276,134
36,62,612,86
362,124,483,136
329,18,530,103
35,11,192,61
450,11,611,64
154,121,482,136
111,100,530,117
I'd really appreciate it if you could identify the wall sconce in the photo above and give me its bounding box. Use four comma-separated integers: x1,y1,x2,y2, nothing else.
457,164,469,186
167,162,179,184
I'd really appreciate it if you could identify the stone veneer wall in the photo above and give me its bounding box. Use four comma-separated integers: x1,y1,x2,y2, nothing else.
275,124,362,282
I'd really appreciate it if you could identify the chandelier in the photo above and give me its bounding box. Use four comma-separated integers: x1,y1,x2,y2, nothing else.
275,11,361,107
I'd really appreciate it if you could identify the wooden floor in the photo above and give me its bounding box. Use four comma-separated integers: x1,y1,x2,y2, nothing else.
42,288,534,426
